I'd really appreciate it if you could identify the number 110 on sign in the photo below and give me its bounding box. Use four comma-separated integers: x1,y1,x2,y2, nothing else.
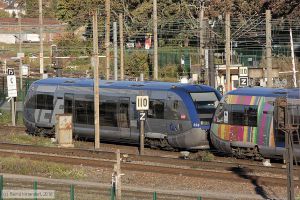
136,96,149,111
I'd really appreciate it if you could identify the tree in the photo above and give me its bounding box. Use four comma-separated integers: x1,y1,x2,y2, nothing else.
56,0,101,30
16,0,57,18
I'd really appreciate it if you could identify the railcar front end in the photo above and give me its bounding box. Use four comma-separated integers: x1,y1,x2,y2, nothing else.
210,88,300,159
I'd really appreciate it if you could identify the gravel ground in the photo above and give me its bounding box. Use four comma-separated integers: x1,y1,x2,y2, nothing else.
0,127,299,199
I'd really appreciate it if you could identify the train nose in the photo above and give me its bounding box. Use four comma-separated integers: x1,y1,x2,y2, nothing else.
210,130,232,153
167,128,209,150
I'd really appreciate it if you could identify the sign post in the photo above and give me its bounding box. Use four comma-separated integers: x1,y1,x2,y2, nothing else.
239,66,249,87
136,96,149,155
7,68,17,126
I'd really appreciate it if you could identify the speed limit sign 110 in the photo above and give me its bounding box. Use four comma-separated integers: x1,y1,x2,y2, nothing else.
136,96,149,111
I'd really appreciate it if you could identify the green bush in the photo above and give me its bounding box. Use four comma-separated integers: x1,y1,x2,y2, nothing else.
189,151,215,162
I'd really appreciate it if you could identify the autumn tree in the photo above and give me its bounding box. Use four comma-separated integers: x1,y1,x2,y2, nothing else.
16,0,58,18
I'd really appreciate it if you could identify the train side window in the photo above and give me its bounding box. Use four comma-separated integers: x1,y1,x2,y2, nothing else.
86,101,94,125
75,100,88,124
173,100,179,110
228,104,258,127
100,101,118,127
64,94,73,114
246,106,258,127
36,94,53,110
118,102,130,128
148,100,164,119
230,105,245,125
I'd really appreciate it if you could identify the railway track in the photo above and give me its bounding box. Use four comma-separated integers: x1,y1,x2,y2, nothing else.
0,125,298,175
0,125,297,174
0,142,297,187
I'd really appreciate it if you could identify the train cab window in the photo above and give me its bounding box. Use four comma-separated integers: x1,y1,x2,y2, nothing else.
100,101,118,127
36,94,53,110
148,100,164,119
25,95,37,109
215,103,228,123
190,92,219,125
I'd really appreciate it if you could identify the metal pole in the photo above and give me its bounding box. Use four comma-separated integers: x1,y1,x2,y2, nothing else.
140,117,145,155
70,185,74,200
105,0,111,80
286,131,295,200
111,187,115,200
113,22,118,81
153,0,158,80
39,0,44,78
153,191,157,200
266,10,272,87
11,97,16,126
209,30,215,88
225,13,231,92
290,28,297,87
199,2,204,73
119,14,124,81
3,60,6,75
0,175,3,200
18,16,22,93
116,149,121,200
93,10,100,149
33,180,37,200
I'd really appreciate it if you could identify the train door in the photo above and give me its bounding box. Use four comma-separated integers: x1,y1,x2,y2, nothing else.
117,97,131,139
165,93,181,136
51,92,65,125
99,97,120,140
146,91,167,138
65,94,93,137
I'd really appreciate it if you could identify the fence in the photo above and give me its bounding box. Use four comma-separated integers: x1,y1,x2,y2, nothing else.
0,175,203,200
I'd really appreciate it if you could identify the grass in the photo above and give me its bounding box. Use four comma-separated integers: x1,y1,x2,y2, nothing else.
2,132,91,149
3,133,56,147
0,156,87,179
0,110,24,126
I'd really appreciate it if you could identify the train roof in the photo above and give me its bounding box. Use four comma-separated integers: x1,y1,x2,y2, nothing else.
32,77,218,93
226,87,300,98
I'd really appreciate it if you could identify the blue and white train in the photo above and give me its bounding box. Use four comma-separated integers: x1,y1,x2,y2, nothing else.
23,78,221,150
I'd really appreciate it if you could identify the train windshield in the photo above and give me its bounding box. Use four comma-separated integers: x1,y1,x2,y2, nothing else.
189,92,219,125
